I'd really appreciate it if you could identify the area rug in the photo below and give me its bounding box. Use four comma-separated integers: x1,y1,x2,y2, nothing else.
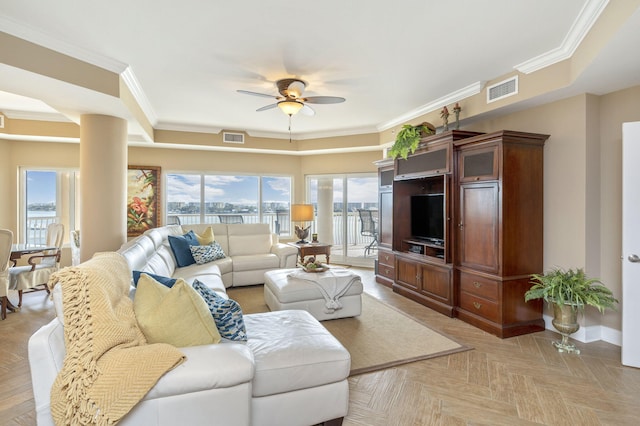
227,286,472,376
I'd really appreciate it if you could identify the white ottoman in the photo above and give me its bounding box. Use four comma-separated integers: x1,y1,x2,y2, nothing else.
264,268,363,321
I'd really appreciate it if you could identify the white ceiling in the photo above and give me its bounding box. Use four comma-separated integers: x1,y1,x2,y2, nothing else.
1,0,639,140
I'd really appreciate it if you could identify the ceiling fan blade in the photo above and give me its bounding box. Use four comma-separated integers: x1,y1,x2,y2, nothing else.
301,104,315,116
302,96,346,104
237,89,276,99
256,103,278,112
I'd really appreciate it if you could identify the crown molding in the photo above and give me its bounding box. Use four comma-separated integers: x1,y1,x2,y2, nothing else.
0,109,72,122
515,0,609,74
120,67,157,126
0,16,127,74
377,81,484,132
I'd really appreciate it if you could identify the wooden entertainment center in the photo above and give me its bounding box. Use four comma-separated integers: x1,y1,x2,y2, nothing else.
375,130,549,338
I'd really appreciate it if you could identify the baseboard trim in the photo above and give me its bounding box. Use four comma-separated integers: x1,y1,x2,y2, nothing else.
542,314,621,347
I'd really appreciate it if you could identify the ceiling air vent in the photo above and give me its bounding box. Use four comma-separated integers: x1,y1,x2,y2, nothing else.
487,76,518,103
223,132,244,144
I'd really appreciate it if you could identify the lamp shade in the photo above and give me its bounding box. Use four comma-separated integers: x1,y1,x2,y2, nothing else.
291,204,314,222
278,100,304,116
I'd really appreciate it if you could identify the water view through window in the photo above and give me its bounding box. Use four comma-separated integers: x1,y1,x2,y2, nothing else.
166,173,291,231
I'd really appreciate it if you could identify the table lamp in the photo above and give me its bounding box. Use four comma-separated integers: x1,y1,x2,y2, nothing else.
291,204,314,243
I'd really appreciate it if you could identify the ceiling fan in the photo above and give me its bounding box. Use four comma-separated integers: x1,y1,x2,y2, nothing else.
237,78,345,117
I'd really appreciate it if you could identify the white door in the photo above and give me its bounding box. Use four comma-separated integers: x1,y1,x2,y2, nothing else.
622,121,640,368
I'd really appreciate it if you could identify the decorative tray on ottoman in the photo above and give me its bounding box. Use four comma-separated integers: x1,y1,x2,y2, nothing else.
300,264,328,273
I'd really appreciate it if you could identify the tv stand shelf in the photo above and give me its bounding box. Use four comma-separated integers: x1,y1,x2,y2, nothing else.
402,239,445,260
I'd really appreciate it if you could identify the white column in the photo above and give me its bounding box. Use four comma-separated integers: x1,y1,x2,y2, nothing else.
317,178,333,244
79,114,127,261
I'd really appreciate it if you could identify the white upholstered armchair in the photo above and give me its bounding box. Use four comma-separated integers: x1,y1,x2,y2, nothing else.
9,223,64,307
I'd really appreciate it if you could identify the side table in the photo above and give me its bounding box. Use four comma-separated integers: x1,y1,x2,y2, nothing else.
287,242,332,264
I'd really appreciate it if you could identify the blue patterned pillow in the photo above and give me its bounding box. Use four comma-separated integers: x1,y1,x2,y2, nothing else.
168,230,200,267
189,241,226,265
192,279,247,341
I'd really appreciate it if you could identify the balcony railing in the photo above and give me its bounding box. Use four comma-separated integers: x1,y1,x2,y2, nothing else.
26,216,59,245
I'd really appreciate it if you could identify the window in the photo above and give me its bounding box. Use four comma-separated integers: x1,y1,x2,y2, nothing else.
21,168,79,245
166,173,291,233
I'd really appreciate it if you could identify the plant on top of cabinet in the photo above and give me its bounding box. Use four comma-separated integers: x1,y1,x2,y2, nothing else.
389,122,435,159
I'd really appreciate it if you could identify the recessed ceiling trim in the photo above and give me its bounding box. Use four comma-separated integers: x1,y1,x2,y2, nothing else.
155,121,223,134
245,124,379,141
129,140,381,156
515,0,609,74
377,81,484,132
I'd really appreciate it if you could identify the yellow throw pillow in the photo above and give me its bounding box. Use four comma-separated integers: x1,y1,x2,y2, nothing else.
134,274,221,347
195,226,215,245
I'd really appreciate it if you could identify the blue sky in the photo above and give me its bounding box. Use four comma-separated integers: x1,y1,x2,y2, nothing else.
26,171,56,204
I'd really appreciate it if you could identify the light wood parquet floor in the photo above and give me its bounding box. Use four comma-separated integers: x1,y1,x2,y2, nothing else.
1,268,639,425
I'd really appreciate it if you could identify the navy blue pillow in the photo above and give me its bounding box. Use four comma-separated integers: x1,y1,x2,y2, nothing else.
132,271,177,288
168,230,200,267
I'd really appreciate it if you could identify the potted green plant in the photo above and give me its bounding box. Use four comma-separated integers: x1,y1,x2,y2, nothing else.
388,122,435,160
524,267,618,354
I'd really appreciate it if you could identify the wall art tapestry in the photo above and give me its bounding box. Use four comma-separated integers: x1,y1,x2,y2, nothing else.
127,165,161,236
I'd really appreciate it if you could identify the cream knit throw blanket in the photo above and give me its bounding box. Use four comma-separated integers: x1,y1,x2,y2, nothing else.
48,252,185,425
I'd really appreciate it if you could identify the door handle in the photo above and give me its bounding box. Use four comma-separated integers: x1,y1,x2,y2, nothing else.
629,254,640,263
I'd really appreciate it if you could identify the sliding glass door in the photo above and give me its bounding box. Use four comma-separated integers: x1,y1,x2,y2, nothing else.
307,173,378,267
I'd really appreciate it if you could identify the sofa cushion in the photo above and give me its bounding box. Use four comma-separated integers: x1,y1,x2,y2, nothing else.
190,242,226,265
244,310,350,397
168,230,200,267
132,271,177,288
229,234,272,256
232,254,279,272
192,279,247,341
134,274,221,347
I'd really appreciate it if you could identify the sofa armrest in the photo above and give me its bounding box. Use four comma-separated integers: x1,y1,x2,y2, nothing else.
145,343,255,400
271,243,299,268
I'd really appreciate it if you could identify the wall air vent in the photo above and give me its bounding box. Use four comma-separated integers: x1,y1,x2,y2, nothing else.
487,76,518,103
223,132,244,144
0,114,4,129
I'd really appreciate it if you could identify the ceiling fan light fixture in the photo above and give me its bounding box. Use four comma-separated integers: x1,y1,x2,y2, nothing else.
278,100,304,116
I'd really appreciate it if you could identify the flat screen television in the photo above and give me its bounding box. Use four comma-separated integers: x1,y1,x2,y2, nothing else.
410,193,444,245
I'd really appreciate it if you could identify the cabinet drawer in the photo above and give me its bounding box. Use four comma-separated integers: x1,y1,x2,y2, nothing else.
459,272,499,301
378,251,395,267
459,292,499,323
378,264,395,281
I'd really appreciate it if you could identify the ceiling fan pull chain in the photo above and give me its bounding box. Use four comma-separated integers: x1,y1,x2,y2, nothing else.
288,115,292,143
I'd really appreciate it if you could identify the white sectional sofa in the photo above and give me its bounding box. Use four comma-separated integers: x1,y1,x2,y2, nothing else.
28,225,351,426
117,223,299,291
